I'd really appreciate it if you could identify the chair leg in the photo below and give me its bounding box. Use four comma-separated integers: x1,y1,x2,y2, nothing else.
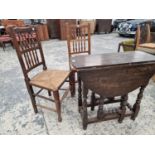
53,91,62,122
1,42,5,51
48,90,51,96
11,41,14,49
117,43,121,53
28,85,38,114
69,71,75,97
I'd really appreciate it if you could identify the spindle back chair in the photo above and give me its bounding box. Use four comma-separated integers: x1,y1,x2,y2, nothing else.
66,23,91,96
136,24,151,49
11,26,72,122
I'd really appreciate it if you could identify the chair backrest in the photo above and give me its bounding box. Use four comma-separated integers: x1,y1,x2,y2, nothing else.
66,23,91,68
11,26,47,80
79,64,155,98
135,24,151,48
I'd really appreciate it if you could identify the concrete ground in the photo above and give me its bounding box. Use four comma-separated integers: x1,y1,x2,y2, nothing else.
1,32,155,135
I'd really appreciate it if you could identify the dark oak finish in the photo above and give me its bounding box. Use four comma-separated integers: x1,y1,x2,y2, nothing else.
136,24,151,48
66,23,91,96
135,24,155,55
11,26,73,122
72,51,155,69
72,51,155,129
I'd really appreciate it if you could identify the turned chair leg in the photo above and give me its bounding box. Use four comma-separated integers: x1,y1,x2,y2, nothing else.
118,95,128,123
53,91,62,122
28,85,38,113
69,71,75,97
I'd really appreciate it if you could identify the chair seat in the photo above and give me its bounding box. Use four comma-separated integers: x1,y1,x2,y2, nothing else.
30,70,70,91
137,47,155,55
139,43,155,49
0,36,12,42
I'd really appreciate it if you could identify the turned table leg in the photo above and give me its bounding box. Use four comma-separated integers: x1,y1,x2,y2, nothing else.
131,85,146,120
78,74,82,112
118,94,128,123
97,96,105,120
91,92,95,111
82,85,88,130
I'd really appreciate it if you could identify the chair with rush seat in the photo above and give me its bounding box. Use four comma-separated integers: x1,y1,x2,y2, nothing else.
11,26,73,122
66,23,96,110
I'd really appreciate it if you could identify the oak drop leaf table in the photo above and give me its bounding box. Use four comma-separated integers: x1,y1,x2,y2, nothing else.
71,51,155,129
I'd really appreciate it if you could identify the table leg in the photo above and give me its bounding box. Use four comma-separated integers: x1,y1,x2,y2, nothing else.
131,85,146,120
78,74,82,112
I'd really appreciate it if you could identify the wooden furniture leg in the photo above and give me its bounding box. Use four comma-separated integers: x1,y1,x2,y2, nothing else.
131,85,146,120
117,43,121,52
82,85,88,130
78,74,82,112
118,94,128,123
0,41,5,51
26,82,38,113
91,92,95,111
48,90,51,96
97,96,105,120
53,91,62,122
69,71,75,97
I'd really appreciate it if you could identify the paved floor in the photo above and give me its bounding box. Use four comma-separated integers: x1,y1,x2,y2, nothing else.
1,32,155,135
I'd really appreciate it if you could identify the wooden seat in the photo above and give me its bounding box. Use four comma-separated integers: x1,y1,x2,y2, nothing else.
66,23,91,96
11,26,73,122
135,24,155,54
139,43,155,49
30,70,70,91
0,35,13,51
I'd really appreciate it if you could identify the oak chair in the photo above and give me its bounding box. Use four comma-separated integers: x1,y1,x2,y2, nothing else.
66,23,91,95
135,24,155,54
11,26,73,122
117,24,152,53
136,24,151,48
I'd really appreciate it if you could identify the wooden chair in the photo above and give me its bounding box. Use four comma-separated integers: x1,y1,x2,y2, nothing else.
0,25,14,51
136,24,151,48
11,26,73,122
0,34,13,51
118,24,152,53
135,24,155,54
117,39,136,53
66,23,91,96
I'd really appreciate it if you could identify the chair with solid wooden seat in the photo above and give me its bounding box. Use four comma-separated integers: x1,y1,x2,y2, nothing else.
11,26,73,122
